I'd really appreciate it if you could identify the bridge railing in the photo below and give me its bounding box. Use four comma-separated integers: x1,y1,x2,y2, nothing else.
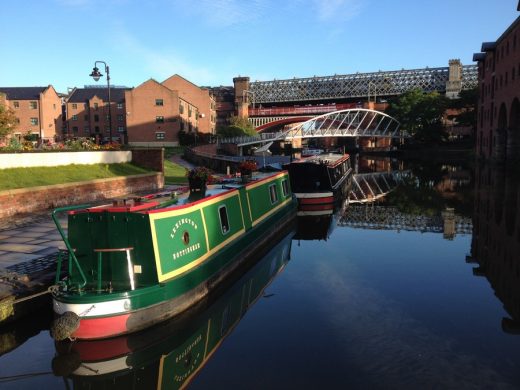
218,132,284,145
249,103,360,116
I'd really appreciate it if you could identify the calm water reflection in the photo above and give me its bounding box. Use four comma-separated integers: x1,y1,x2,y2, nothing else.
1,157,520,389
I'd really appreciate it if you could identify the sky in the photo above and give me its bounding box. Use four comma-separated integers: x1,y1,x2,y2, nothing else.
1,0,518,93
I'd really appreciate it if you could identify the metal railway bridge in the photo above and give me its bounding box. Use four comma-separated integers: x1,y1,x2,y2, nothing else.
233,60,478,130
247,64,478,104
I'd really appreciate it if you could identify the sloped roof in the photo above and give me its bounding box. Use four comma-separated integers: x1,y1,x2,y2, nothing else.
162,74,202,89
0,87,47,100
68,87,130,103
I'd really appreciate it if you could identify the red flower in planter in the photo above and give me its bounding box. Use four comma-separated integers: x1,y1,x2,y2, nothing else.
238,160,257,174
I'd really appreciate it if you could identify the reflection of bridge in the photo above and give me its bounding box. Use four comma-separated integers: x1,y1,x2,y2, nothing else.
349,171,409,203
339,205,473,236
220,109,405,147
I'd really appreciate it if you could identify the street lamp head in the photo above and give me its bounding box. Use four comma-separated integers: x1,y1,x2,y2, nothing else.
89,66,103,82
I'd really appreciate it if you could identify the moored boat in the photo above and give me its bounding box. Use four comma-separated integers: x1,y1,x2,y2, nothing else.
50,170,296,340
52,229,294,386
284,153,352,206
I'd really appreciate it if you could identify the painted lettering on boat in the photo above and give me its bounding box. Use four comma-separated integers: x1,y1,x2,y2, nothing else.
172,242,202,260
170,218,198,239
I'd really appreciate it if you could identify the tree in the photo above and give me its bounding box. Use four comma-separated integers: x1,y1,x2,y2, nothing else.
387,89,448,143
446,87,478,129
217,115,257,137
0,103,18,141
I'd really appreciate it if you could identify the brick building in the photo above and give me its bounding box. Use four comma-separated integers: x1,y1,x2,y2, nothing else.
65,87,129,143
162,74,216,134
209,86,235,129
125,76,216,147
473,3,520,161
0,86,63,142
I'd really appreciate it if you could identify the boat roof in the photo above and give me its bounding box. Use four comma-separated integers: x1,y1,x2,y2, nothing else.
291,153,350,167
68,171,286,215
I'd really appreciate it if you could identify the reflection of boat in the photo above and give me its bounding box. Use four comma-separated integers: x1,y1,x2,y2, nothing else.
294,196,348,241
51,171,296,340
52,230,294,388
284,153,352,206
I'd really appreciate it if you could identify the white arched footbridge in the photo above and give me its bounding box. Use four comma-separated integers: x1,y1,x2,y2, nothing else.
219,109,408,147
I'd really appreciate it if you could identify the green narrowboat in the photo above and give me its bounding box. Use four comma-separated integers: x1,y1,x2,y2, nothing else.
52,229,294,388
51,171,295,340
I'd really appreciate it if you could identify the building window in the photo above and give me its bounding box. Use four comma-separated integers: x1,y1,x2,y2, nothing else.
84,115,89,121
117,103,123,109
94,114,99,122
179,104,184,114
13,101,19,108
218,205,230,234
29,101,37,109
30,117,38,126
282,179,289,197
117,126,125,133
156,116,164,123
72,126,78,133
155,132,165,140
94,103,98,110
155,99,164,106
72,103,77,109
269,184,278,204
117,114,123,121
84,126,90,134
72,115,78,121
188,107,192,117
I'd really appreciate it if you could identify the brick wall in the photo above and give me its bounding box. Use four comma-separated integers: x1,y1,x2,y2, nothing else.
131,148,164,172
0,173,164,220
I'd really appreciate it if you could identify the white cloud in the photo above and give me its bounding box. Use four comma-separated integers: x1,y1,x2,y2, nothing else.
171,0,269,27
111,27,218,86
312,0,363,22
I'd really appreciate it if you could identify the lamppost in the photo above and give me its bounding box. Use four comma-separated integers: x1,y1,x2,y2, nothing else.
89,61,112,143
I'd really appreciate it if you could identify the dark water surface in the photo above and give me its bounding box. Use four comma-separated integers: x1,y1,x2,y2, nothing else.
1,158,520,389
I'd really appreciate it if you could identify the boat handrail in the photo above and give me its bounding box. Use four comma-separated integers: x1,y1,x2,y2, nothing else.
52,204,91,289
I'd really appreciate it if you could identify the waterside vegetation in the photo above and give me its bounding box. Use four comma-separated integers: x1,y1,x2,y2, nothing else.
0,163,151,191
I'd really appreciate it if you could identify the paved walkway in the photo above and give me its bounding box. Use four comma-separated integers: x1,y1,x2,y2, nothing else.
0,216,67,268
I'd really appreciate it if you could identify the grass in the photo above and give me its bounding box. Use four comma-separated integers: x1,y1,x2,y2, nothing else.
164,159,188,185
0,163,153,191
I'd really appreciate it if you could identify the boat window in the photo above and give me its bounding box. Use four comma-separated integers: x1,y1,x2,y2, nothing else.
269,184,278,204
282,179,289,197
218,205,230,234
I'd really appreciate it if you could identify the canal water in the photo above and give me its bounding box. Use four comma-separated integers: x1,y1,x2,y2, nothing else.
1,157,520,389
